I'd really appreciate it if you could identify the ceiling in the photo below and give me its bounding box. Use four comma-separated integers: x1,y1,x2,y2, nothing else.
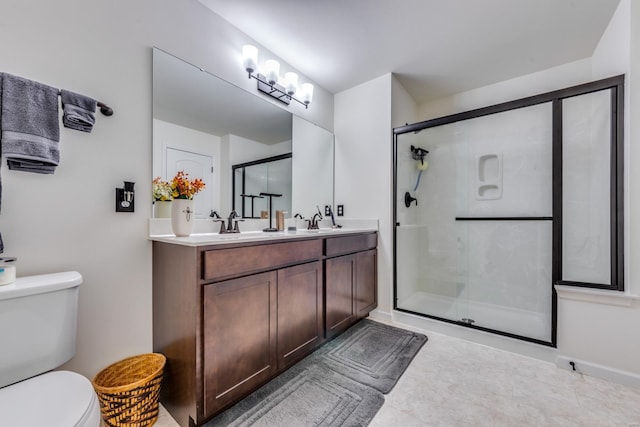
199,0,620,104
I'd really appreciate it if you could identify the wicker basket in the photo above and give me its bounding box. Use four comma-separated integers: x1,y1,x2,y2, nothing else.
92,353,166,427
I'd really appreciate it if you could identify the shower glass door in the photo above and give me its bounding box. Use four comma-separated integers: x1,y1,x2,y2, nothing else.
395,102,553,343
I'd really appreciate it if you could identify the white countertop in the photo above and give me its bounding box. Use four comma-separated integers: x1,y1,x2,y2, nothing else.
149,218,378,247
150,227,377,247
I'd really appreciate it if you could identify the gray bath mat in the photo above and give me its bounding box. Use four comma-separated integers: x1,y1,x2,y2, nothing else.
310,320,428,393
208,363,384,427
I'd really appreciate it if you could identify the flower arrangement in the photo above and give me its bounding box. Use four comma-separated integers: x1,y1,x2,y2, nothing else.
152,177,172,202
170,170,206,200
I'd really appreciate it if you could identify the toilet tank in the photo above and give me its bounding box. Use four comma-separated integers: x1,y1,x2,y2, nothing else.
0,271,82,388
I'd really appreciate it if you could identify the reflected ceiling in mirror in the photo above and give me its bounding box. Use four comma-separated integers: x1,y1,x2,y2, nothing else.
153,48,292,144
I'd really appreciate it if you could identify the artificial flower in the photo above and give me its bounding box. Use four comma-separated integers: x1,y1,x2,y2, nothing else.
152,177,173,201
170,171,206,200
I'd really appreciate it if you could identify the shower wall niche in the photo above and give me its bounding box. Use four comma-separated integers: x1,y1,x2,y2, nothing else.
393,76,624,346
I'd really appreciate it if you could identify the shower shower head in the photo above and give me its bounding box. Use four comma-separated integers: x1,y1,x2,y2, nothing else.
410,145,429,156
410,145,429,164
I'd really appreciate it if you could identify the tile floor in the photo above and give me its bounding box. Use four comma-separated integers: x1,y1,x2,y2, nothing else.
155,324,640,427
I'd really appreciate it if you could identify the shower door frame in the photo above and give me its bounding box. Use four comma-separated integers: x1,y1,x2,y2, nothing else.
392,75,625,347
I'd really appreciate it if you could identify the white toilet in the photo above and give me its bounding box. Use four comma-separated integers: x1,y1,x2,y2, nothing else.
0,271,101,426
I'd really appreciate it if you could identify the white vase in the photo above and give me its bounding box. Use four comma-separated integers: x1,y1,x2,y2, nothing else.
154,200,172,218
171,199,195,237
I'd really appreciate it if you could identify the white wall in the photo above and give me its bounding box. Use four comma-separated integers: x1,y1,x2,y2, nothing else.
0,0,333,379
418,58,593,120
228,135,292,165
291,116,334,218
391,76,418,129
334,74,393,314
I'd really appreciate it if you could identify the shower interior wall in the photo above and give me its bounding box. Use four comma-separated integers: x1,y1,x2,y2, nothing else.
396,102,554,343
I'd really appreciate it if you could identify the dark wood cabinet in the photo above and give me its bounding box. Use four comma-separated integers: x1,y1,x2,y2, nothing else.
325,235,378,339
203,271,277,417
276,262,323,369
356,249,377,319
325,254,356,339
152,231,377,427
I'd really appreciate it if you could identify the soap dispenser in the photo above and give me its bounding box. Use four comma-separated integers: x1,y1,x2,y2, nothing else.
276,210,286,231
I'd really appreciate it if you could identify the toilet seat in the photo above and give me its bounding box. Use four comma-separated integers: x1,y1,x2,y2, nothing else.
0,370,101,427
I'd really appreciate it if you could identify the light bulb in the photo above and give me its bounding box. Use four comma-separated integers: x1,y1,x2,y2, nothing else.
242,45,258,74
300,83,314,104
284,72,298,95
265,60,280,85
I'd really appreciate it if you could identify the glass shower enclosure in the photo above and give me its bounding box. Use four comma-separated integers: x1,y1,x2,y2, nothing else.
393,76,624,346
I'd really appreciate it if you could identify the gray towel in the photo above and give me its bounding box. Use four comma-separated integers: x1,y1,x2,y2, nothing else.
7,159,57,173
60,89,96,132
1,73,60,174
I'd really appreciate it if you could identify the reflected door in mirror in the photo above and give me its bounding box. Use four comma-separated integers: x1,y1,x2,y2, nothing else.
166,147,214,218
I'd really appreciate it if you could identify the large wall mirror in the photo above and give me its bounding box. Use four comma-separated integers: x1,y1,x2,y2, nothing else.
152,48,334,220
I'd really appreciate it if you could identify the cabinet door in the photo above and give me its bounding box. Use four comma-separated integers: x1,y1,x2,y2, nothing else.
356,249,377,318
203,271,277,417
325,254,356,339
277,261,323,369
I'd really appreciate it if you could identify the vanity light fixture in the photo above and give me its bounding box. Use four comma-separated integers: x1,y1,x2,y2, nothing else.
241,44,314,108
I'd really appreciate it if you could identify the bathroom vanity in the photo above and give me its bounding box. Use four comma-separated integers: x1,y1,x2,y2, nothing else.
151,230,377,427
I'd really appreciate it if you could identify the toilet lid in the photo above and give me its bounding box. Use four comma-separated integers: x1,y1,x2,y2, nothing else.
0,370,99,427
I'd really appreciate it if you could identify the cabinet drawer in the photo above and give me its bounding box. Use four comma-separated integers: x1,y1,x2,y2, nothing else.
203,239,322,281
325,233,377,257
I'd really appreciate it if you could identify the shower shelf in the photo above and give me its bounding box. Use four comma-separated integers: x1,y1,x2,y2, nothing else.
455,216,553,221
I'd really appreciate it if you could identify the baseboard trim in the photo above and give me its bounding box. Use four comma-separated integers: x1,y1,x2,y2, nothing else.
368,309,392,323
556,355,640,389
